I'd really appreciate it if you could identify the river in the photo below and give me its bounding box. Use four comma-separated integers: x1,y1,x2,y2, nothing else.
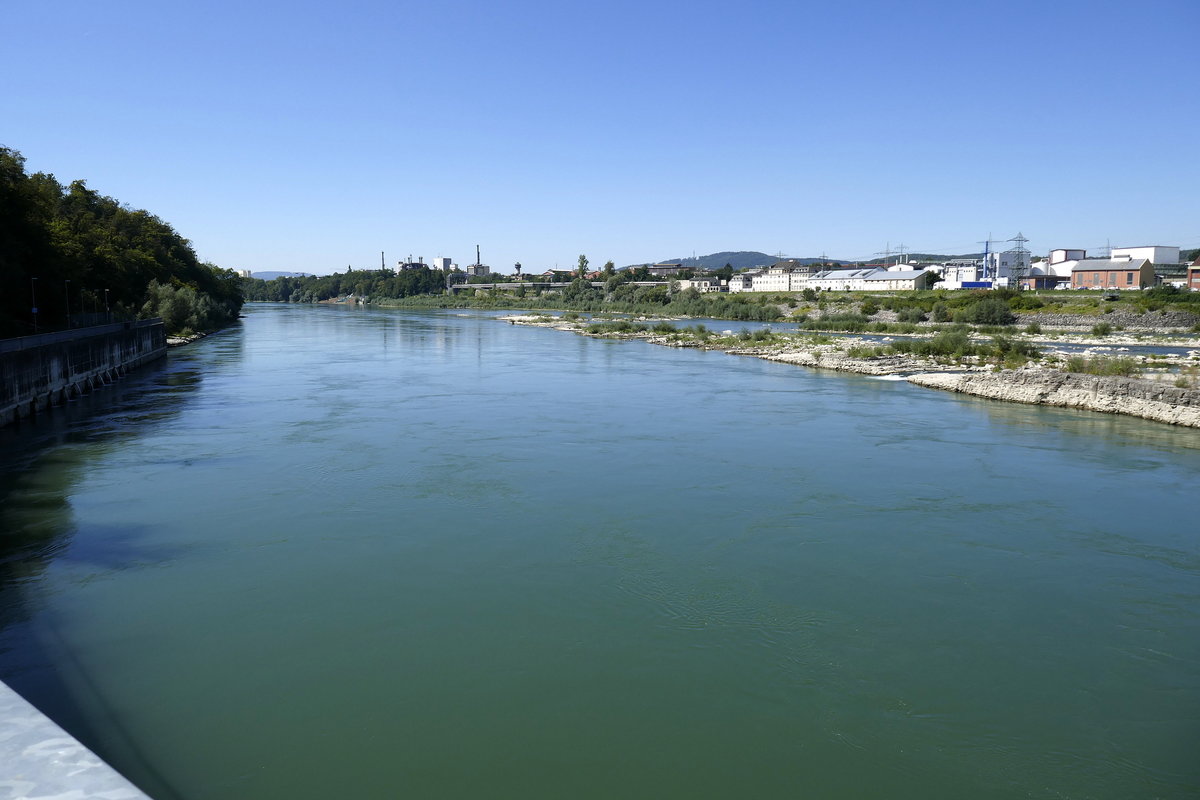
1,303,1197,799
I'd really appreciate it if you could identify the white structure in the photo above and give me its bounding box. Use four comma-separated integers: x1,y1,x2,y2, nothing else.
725,263,820,293
1049,248,1086,265
431,256,452,271
807,268,882,291
675,278,723,293
752,265,801,292
1111,245,1180,265
237,269,253,278
862,269,936,291
986,249,1030,279
726,273,756,293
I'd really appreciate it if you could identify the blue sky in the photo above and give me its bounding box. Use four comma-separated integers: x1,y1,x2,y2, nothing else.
4,0,1197,274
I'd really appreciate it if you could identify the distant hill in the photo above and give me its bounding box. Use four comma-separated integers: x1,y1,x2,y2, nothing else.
903,253,984,263
252,271,313,280
623,251,852,271
623,251,775,271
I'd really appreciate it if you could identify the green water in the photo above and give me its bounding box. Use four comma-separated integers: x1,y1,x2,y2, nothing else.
1,304,1197,799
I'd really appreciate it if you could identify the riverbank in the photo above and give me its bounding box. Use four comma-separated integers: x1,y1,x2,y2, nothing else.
502,314,1200,428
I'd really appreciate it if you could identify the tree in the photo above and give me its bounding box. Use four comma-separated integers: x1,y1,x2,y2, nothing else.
715,263,734,281
577,254,589,278
602,260,615,276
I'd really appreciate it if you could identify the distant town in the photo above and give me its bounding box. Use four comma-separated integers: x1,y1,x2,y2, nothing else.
238,243,1200,294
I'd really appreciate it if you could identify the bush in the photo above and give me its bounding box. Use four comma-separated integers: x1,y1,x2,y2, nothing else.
897,307,927,323
1064,355,1140,376
141,280,237,335
931,302,952,322
860,299,880,316
1025,322,1042,334
801,313,869,332
955,297,1016,326
1091,322,1113,337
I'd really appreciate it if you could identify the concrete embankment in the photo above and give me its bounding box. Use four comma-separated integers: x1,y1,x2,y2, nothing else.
0,680,153,799
0,319,166,428
908,368,1200,427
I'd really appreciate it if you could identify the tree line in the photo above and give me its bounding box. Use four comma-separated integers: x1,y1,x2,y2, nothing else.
241,267,447,303
0,146,243,337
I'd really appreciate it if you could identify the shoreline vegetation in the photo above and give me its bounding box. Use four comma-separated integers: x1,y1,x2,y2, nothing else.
499,312,1200,428
1,147,243,340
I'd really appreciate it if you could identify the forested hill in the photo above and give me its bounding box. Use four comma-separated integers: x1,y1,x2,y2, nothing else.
0,147,243,337
629,251,776,270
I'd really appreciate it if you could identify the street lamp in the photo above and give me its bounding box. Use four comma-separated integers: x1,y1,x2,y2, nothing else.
104,289,111,318
65,279,71,328
31,277,38,334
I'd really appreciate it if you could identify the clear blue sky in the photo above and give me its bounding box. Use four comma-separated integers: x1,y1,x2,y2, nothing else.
4,0,1197,274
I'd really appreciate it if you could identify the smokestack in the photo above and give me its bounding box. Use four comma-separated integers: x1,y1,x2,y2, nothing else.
476,244,480,266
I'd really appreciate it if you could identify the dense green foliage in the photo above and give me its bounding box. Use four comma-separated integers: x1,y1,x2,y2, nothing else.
242,268,446,303
952,297,1017,325
0,146,242,337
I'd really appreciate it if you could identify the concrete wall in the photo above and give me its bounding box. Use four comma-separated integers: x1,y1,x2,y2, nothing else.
0,679,154,799
0,319,166,428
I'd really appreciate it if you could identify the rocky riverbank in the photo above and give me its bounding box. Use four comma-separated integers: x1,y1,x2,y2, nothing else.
909,369,1200,427
501,314,1200,428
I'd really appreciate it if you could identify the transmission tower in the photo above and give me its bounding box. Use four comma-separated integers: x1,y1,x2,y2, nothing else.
1008,232,1030,288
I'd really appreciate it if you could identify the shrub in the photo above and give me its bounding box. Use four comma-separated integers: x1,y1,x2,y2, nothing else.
1091,322,1113,337
801,313,869,332
897,307,927,323
860,299,880,316
653,321,677,334
1024,322,1042,334
955,297,1016,325
1064,355,1140,376
141,280,236,335
931,302,952,322
586,320,647,334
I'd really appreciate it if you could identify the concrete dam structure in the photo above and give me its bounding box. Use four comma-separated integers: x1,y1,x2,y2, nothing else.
0,319,167,428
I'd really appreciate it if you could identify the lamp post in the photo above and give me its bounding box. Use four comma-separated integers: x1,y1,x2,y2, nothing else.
31,277,38,334
64,279,71,328
104,289,110,320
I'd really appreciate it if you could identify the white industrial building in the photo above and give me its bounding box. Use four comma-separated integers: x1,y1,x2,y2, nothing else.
431,257,452,271
1110,245,1180,265
862,269,937,291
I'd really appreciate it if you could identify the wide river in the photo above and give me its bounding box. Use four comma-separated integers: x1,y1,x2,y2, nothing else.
1,304,1197,799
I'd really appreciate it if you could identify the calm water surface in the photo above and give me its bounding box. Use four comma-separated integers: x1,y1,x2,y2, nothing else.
1,304,1197,799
